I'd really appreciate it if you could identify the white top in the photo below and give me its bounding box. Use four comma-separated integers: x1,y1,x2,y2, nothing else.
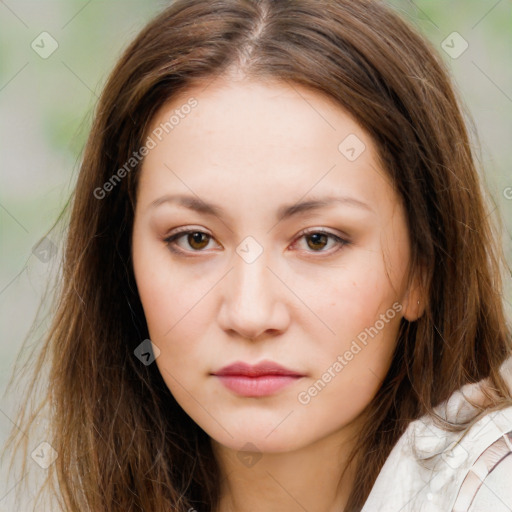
361,357,512,512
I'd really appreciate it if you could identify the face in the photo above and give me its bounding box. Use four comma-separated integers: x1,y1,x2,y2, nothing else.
131,76,422,454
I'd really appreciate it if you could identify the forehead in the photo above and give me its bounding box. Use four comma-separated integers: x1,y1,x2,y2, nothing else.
146,77,366,154
138,77,395,216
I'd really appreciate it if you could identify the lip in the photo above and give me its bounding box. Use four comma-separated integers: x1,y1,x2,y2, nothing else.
212,360,305,397
214,360,304,377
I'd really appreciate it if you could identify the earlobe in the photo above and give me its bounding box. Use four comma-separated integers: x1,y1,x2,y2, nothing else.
401,271,427,322
402,295,425,322
404,299,423,322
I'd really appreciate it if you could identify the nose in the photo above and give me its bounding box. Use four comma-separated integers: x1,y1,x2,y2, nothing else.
217,250,291,341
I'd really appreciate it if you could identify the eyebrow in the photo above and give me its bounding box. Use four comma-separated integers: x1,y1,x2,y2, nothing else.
149,193,375,221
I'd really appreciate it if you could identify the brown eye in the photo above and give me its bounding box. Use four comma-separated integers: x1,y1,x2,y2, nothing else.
293,229,351,255
164,229,217,254
186,232,210,250
305,232,329,251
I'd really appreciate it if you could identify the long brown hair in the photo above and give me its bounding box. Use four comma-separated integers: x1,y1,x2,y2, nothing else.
4,0,512,510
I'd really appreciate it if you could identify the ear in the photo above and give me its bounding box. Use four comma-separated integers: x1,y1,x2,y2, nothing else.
401,264,427,322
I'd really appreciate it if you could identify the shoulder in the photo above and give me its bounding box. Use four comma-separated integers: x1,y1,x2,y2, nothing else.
453,428,512,512
466,453,512,511
361,360,512,512
405,404,512,512
360,401,512,512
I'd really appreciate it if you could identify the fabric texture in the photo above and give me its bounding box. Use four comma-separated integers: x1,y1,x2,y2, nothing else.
360,356,512,512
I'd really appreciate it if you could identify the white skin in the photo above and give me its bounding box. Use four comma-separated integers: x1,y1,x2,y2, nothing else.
132,73,424,512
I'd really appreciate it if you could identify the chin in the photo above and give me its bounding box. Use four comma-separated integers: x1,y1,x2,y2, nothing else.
209,426,309,455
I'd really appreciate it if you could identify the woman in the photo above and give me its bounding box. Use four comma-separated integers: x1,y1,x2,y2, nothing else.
3,0,512,511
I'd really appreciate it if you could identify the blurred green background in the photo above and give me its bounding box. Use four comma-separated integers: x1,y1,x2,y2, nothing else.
0,0,511,504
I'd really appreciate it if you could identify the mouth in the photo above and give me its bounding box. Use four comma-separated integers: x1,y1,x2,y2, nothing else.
211,360,305,397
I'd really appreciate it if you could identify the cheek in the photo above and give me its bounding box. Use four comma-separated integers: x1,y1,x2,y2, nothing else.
132,244,218,396
297,299,401,431
137,273,212,354
134,255,212,398
132,232,208,342
133,260,177,342
317,252,400,340
303,251,402,389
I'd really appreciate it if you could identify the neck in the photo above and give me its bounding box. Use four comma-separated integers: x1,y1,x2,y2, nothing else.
211,420,362,512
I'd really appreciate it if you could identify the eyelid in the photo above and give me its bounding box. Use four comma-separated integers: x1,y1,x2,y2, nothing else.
163,226,221,256
291,227,351,255
296,226,351,242
164,225,214,240
163,226,351,256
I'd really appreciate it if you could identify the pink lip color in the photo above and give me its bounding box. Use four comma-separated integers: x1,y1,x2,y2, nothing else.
215,375,302,397
212,360,305,397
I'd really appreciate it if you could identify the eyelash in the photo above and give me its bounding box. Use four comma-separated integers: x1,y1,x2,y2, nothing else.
163,227,351,257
